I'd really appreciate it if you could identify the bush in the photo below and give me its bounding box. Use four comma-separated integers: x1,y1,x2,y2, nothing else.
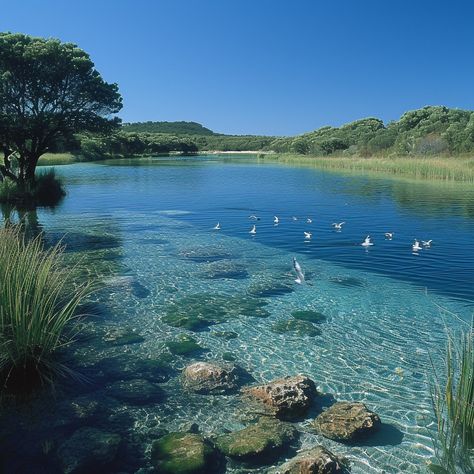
0,227,92,391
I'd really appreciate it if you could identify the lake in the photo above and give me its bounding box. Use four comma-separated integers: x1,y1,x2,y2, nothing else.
2,155,473,473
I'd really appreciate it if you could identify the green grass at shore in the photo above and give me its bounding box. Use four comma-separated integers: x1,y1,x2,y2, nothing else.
264,154,474,182
38,152,80,165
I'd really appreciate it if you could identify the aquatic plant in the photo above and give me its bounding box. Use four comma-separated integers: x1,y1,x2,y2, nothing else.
0,227,92,391
429,326,474,473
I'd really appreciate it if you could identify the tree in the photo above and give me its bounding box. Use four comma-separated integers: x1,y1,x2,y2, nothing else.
0,33,122,186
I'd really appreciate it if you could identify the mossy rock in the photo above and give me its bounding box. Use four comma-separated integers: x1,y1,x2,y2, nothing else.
215,418,298,463
230,296,271,318
103,327,145,346
271,320,322,337
291,310,327,324
163,294,231,331
166,335,207,356
179,246,234,263
211,330,238,340
329,276,365,288
106,378,165,405
222,352,236,362
247,280,294,298
151,432,224,474
201,260,248,280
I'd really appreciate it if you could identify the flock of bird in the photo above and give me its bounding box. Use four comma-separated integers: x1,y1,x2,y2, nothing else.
212,214,433,285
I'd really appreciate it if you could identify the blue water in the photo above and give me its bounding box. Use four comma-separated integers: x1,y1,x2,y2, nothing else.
4,156,474,473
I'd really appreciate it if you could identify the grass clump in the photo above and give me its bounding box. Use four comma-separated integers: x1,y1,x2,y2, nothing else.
429,327,474,473
0,227,92,391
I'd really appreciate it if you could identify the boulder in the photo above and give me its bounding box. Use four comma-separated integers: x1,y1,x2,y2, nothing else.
166,335,207,356
313,402,381,441
215,418,298,463
57,427,121,474
182,362,249,394
243,375,317,420
103,327,145,346
151,432,224,474
291,310,327,324
107,378,164,405
274,446,345,473
54,395,101,428
271,320,322,337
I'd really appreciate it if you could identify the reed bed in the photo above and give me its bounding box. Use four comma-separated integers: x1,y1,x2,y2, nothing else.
429,327,474,473
0,227,92,391
265,154,474,182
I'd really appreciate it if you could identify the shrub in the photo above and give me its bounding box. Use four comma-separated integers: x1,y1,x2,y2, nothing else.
0,227,92,391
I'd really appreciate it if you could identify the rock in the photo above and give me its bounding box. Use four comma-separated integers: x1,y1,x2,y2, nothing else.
57,427,121,474
202,260,248,280
103,327,145,346
291,310,327,324
274,445,345,473
211,330,238,340
230,296,271,318
313,402,381,441
215,418,298,463
182,362,249,394
107,378,165,405
222,352,236,362
271,320,322,337
179,246,233,263
54,395,101,428
103,275,150,298
166,335,207,356
151,432,224,474
243,375,317,420
248,279,294,298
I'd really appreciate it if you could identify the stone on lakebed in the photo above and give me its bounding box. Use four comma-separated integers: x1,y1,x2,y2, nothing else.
274,445,346,473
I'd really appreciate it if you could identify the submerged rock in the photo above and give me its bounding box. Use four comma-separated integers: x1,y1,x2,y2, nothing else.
313,402,381,441
103,275,150,298
57,427,121,474
274,445,346,473
103,327,145,346
151,432,224,474
329,276,365,288
211,330,239,340
243,375,317,420
222,352,236,362
107,378,165,405
201,260,248,280
247,279,294,298
215,418,298,463
179,246,233,263
291,310,327,324
166,335,207,356
54,395,102,428
271,320,322,337
231,296,271,318
182,362,250,394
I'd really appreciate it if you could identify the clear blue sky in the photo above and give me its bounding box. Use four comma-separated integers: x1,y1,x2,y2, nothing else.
2,0,474,135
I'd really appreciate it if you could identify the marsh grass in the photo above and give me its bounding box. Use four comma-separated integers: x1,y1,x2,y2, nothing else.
265,154,474,182
429,327,474,473
0,227,93,392
38,152,79,165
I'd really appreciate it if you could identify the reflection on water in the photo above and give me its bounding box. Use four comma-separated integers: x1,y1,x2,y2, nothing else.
1,156,474,473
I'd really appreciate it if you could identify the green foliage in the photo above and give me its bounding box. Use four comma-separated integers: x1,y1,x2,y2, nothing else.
429,327,474,474
122,120,215,135
0,32,122,184
0,227,92,391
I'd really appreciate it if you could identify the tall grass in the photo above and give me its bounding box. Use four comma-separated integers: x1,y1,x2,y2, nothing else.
429,327,474,473
0,227,92,391
265,154,474,182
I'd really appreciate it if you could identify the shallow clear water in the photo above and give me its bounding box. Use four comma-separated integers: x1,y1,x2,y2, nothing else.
2,155,474,473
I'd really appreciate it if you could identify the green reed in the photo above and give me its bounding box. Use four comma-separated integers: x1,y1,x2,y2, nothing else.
429,327,474,473
0,227,92,390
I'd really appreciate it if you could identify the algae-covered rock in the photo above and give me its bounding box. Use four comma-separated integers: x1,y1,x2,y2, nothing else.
271,320,322,337
215,418,298,463
291,310,327,324
179,246,233,263
151,432,224,474
211,330,239,340
103,327,145,346
313,402,381,441
243,375,317,420
182,362,250,394
57,427,121,474
274,445,345,473
222,352,236,362
166,335,207,356
232,296,271,318
201,260,248,280
54,395,101,428
107,378,164,405
247,279,294,298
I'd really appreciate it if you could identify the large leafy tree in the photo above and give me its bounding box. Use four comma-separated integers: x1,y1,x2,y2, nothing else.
0,32,122,184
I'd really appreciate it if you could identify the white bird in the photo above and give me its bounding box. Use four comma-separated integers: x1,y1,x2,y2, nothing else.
307,218,313,223
249,215,260,221
385,232,394,239
304,231,312,240
213,222,221,230
249,225,257,234
292,216,298,221
293,257,305,284
422,240,432,247
413,239,422,252
332,222,345,230
361,235,373,247
274,216,279,224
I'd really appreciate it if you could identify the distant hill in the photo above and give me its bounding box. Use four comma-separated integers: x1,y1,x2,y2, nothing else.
122,121,215,135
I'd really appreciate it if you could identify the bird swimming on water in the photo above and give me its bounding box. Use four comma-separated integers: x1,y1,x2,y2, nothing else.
213,223,221,230
249,215,260,221
385,232,394,239
361,235,373,247
274,216,279,224
332,222,345,230
307,218,313,223
293,257,305,284
304,231,312,240
412,239,422,252
249,225,257,234
422,239,432,247
292,216,298,221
